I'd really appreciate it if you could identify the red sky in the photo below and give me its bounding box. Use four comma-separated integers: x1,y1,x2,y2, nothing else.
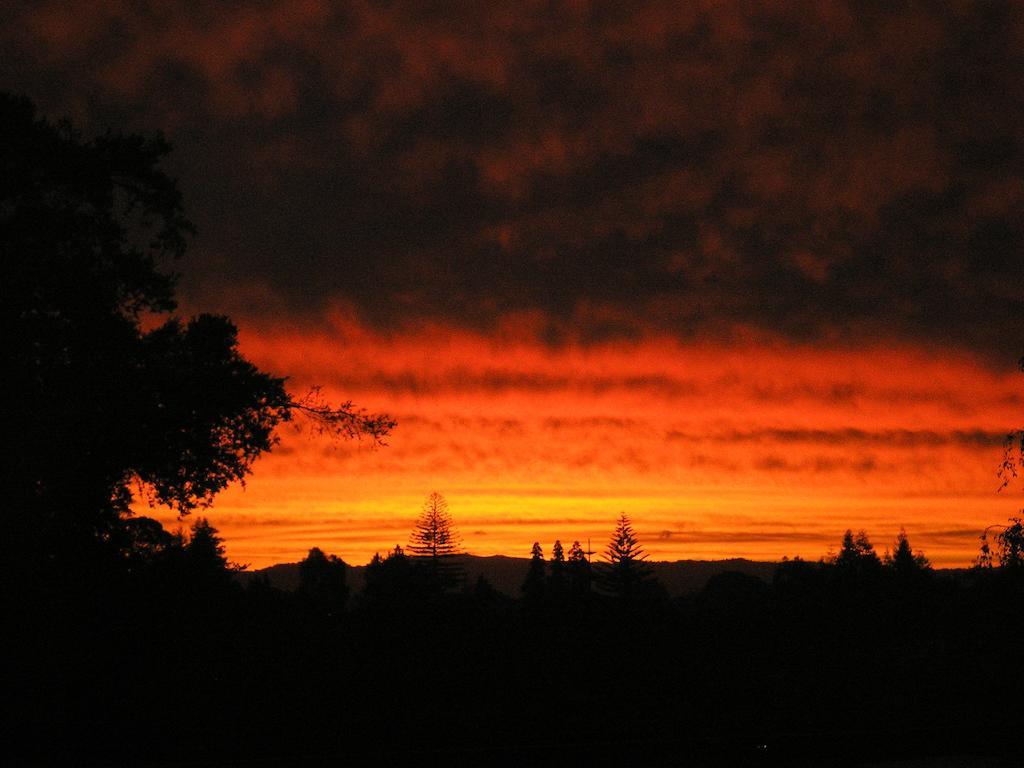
4,1,1024,566
141,309,1020,567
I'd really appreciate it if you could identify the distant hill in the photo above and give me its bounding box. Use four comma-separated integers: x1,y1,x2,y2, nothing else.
236,555,782,598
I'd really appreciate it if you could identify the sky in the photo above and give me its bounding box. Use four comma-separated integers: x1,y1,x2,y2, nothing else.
4,0,1024,567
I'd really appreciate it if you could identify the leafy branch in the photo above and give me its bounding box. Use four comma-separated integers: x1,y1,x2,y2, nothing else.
289,386,396,445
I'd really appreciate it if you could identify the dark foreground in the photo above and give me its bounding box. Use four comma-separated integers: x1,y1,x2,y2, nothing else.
9,549,1023,767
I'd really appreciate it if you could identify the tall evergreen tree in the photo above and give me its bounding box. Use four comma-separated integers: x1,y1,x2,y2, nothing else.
180,517,234,591
408,492,464,590
522,541,546,603
567,540,592,600
184,518,230,570
551,540,565,567
834,529,881,575
549,540,566,598
884,528,930,574
598,513,653,598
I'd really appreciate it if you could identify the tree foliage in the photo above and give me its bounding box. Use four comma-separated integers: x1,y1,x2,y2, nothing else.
363,545,423,607
567,539,592,599
833,529,882,575
883,528,930,574
522,541,546,602
597,513,654,599
408,492,464,590
0,92,393,569
977,517,1024,568
298,547,348,614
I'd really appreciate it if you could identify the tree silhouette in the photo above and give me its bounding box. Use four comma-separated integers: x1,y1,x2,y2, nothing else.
522,542,546,603
883,528,930,574
298,547,349,615
834,529,881,575
978,517,1024,568
567,540,592,600
408,492,464,590
551,540,565,570
548,539,567,601
179,517,235,592
363,545,426,607
1,92,393,573
598,513,653,598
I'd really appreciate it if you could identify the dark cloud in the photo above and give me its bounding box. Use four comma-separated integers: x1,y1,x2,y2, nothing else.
667,428,1007,448
754,453,892,475
669,530,828,544
3,1,1023,359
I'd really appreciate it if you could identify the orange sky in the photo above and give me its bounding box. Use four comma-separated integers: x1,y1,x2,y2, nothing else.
146,310,1021,569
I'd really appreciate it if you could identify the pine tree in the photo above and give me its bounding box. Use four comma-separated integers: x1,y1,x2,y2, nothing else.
550,540,565,570
180,517,234,591
408,492,464,590
549,540,566,597
598,513,653,598
567,540,592,601
522,541,546,603
834,529,881,574
185,518,229,569
883,528,930,574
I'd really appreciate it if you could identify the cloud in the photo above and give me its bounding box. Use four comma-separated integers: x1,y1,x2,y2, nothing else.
668,428,1007,449
3,1,1023,360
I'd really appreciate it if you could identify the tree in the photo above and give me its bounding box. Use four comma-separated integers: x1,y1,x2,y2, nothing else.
977,517,1024,568
549,539,566,599
567,540,592,600
363,545,425,607
597,513,654,598
297,547,348,615
550,540,565,570
883,528,930,574
833,529,881,575
178,517,235,592
1,93,393,572
522,542,546,603
408,492,464,591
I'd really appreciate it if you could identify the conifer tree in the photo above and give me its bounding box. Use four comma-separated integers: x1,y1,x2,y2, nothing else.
180,517,234,591
522,541,546,602
549,540,566,597
567,540,592,600
552,540,569,581
834,529,880,570
408,492,464,590
598,513,653,598
551,540,565,570
883,528,930,574
184,518,230,571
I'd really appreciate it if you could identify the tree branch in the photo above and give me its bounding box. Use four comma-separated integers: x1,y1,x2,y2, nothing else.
289,386,396,444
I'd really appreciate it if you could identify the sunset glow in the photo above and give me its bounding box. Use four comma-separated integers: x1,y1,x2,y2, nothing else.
146,312,1020,568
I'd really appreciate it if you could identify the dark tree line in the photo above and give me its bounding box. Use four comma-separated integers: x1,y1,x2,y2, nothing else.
17,495,1023,765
